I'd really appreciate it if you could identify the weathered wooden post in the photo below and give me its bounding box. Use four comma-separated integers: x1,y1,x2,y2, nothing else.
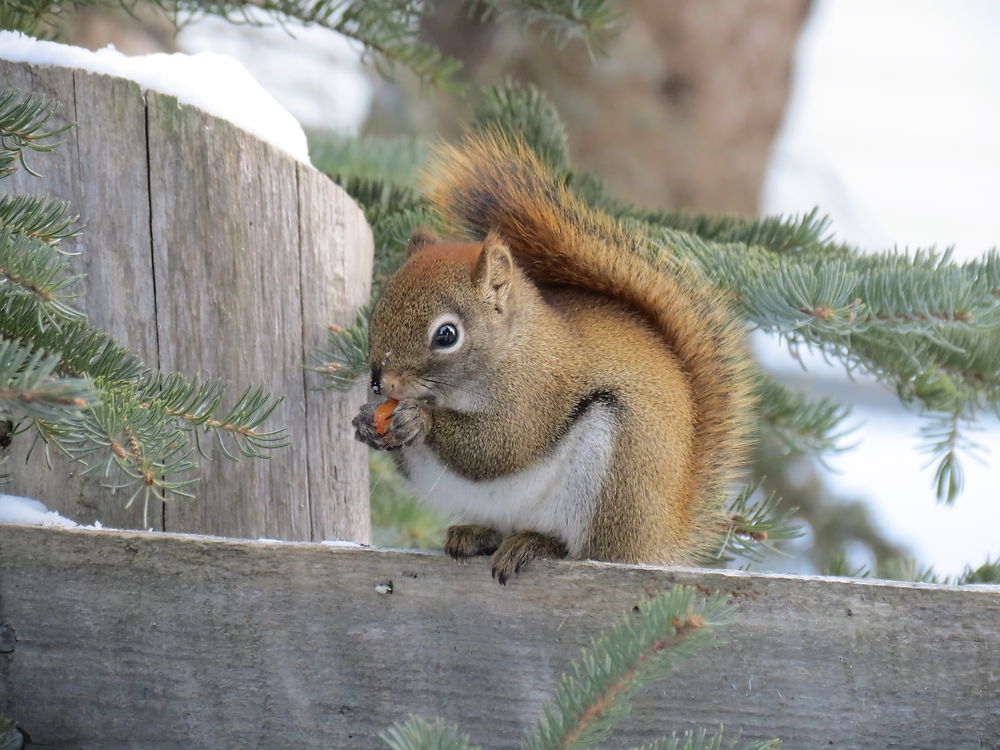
0,59,372,543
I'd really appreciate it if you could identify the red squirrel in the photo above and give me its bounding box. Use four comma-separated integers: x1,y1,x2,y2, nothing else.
353,134,755,583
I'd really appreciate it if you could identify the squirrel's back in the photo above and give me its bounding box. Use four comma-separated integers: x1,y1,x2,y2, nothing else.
423,133,755,558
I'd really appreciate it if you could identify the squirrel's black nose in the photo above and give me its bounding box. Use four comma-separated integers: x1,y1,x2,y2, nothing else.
370,368,382,395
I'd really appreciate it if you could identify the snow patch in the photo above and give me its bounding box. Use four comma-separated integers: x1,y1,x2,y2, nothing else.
0,494,78,529
177,11,372,134
0,31,310,165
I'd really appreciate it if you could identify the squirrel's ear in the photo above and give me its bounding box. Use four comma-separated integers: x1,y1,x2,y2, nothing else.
406,229,438,255
474,232,513,313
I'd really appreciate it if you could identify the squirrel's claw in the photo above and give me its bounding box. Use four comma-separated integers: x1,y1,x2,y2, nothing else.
490,530,568,585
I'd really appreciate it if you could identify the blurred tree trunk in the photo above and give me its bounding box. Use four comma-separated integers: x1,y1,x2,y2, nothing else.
422,0,812,214
57,7,177,54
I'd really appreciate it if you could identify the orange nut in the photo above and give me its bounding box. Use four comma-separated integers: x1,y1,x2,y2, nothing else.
373,398,400,436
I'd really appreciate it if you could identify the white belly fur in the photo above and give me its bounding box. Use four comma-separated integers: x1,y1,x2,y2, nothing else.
399,405,616,557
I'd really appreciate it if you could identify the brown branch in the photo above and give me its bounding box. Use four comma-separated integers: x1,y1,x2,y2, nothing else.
0,266,54,299
122,418,155,486
138,402,260,437
0,387,85,407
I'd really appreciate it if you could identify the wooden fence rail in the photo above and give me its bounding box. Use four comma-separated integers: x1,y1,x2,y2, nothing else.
1,524,998,749
0,59,372,542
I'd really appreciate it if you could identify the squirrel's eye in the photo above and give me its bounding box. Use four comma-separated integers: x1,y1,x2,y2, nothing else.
432,323,459,349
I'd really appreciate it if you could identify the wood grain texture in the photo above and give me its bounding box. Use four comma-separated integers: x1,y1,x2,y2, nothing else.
0,62,156,530
1,61,371,541
147,90,312,541
1,524,997,750
297,163,373,543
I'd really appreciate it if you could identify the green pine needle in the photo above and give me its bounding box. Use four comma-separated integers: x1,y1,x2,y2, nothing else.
0,87,70,178
0,193,81,245
823,550,1000,585
0,338,96,421
714,482,802,564
368,451,448,549
308,306,371,392
956,558,1000,584
474,0,623,52
381,715,479,750
474,81,571,174
822,552,871,580
310,133,427,188
0,229,85,324
756,374,856,458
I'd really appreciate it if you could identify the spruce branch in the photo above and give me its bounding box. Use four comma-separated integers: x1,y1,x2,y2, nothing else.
524,586,735,750
824,550,999,585
0,229,85,324
822,552,871,579
874,558,942,585
474,81,571,174
917,410,984,505
61,382,200,526
0,296,144,381
956,558,1000,584
310,133,426,188
259,0,464,90
368,450,449,549
380,590,773,749
714,482,801,564
0,193,81,245
381,716,479,750
0,87,71,178
137,372,289,459
472,0,622,51
0,338,97,421
633,206,832,256
0,3,56,38
308,306,370,392
191,383,289,458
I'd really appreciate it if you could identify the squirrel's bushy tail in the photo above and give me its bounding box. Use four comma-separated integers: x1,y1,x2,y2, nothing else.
423,132,755,553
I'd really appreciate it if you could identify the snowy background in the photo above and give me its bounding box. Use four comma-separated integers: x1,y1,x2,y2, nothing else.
761,0,1000,575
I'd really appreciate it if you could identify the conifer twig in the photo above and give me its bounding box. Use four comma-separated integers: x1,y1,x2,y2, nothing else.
524,586,735,750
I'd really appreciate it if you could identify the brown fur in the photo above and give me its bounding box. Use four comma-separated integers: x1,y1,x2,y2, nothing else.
410,133,757,565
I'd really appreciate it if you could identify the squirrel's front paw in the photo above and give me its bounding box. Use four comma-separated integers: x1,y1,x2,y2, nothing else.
491,530,568,585
352,402,385,449
352,399,430,451
382,399,430,449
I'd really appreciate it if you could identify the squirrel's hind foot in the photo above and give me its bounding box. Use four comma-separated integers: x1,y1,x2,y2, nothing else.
491,530,568,585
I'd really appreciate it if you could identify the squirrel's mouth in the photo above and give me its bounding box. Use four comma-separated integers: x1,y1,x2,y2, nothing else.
371,371,439,406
